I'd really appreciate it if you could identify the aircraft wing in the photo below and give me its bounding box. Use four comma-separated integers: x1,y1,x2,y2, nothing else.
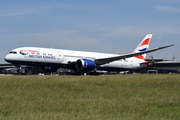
95,44,174,65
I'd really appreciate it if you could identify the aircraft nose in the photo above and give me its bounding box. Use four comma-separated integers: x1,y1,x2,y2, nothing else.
4,54,10,62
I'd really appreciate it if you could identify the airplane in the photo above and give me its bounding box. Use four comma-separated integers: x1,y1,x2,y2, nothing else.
4,34,174,74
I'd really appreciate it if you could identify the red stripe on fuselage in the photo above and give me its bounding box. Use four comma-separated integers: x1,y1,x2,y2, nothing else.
20,50,39,53
135,55,148,62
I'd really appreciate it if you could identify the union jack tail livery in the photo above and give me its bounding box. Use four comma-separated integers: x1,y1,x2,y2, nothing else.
133,34,153,60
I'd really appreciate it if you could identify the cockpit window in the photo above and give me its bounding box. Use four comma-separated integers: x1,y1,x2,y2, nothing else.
9,51,17,54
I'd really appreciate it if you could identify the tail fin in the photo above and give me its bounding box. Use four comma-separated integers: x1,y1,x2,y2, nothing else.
133,34,153,60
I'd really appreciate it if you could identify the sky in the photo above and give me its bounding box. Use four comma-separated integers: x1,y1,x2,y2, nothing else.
0,0,180,63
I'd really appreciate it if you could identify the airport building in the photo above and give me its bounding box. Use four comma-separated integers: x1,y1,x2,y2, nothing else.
134,59,180,74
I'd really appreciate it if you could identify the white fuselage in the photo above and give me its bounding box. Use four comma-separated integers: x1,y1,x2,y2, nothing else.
4,47,146,71
4,34,174,72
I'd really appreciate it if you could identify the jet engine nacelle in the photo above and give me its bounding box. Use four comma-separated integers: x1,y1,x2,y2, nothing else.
76,59,96,71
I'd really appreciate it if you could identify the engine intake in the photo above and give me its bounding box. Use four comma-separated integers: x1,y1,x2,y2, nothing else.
76,59,96,71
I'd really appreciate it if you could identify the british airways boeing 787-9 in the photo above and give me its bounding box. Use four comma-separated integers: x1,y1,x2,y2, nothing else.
4,34,174,74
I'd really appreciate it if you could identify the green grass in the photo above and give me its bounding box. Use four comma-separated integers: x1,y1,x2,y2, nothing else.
0,74,180,120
